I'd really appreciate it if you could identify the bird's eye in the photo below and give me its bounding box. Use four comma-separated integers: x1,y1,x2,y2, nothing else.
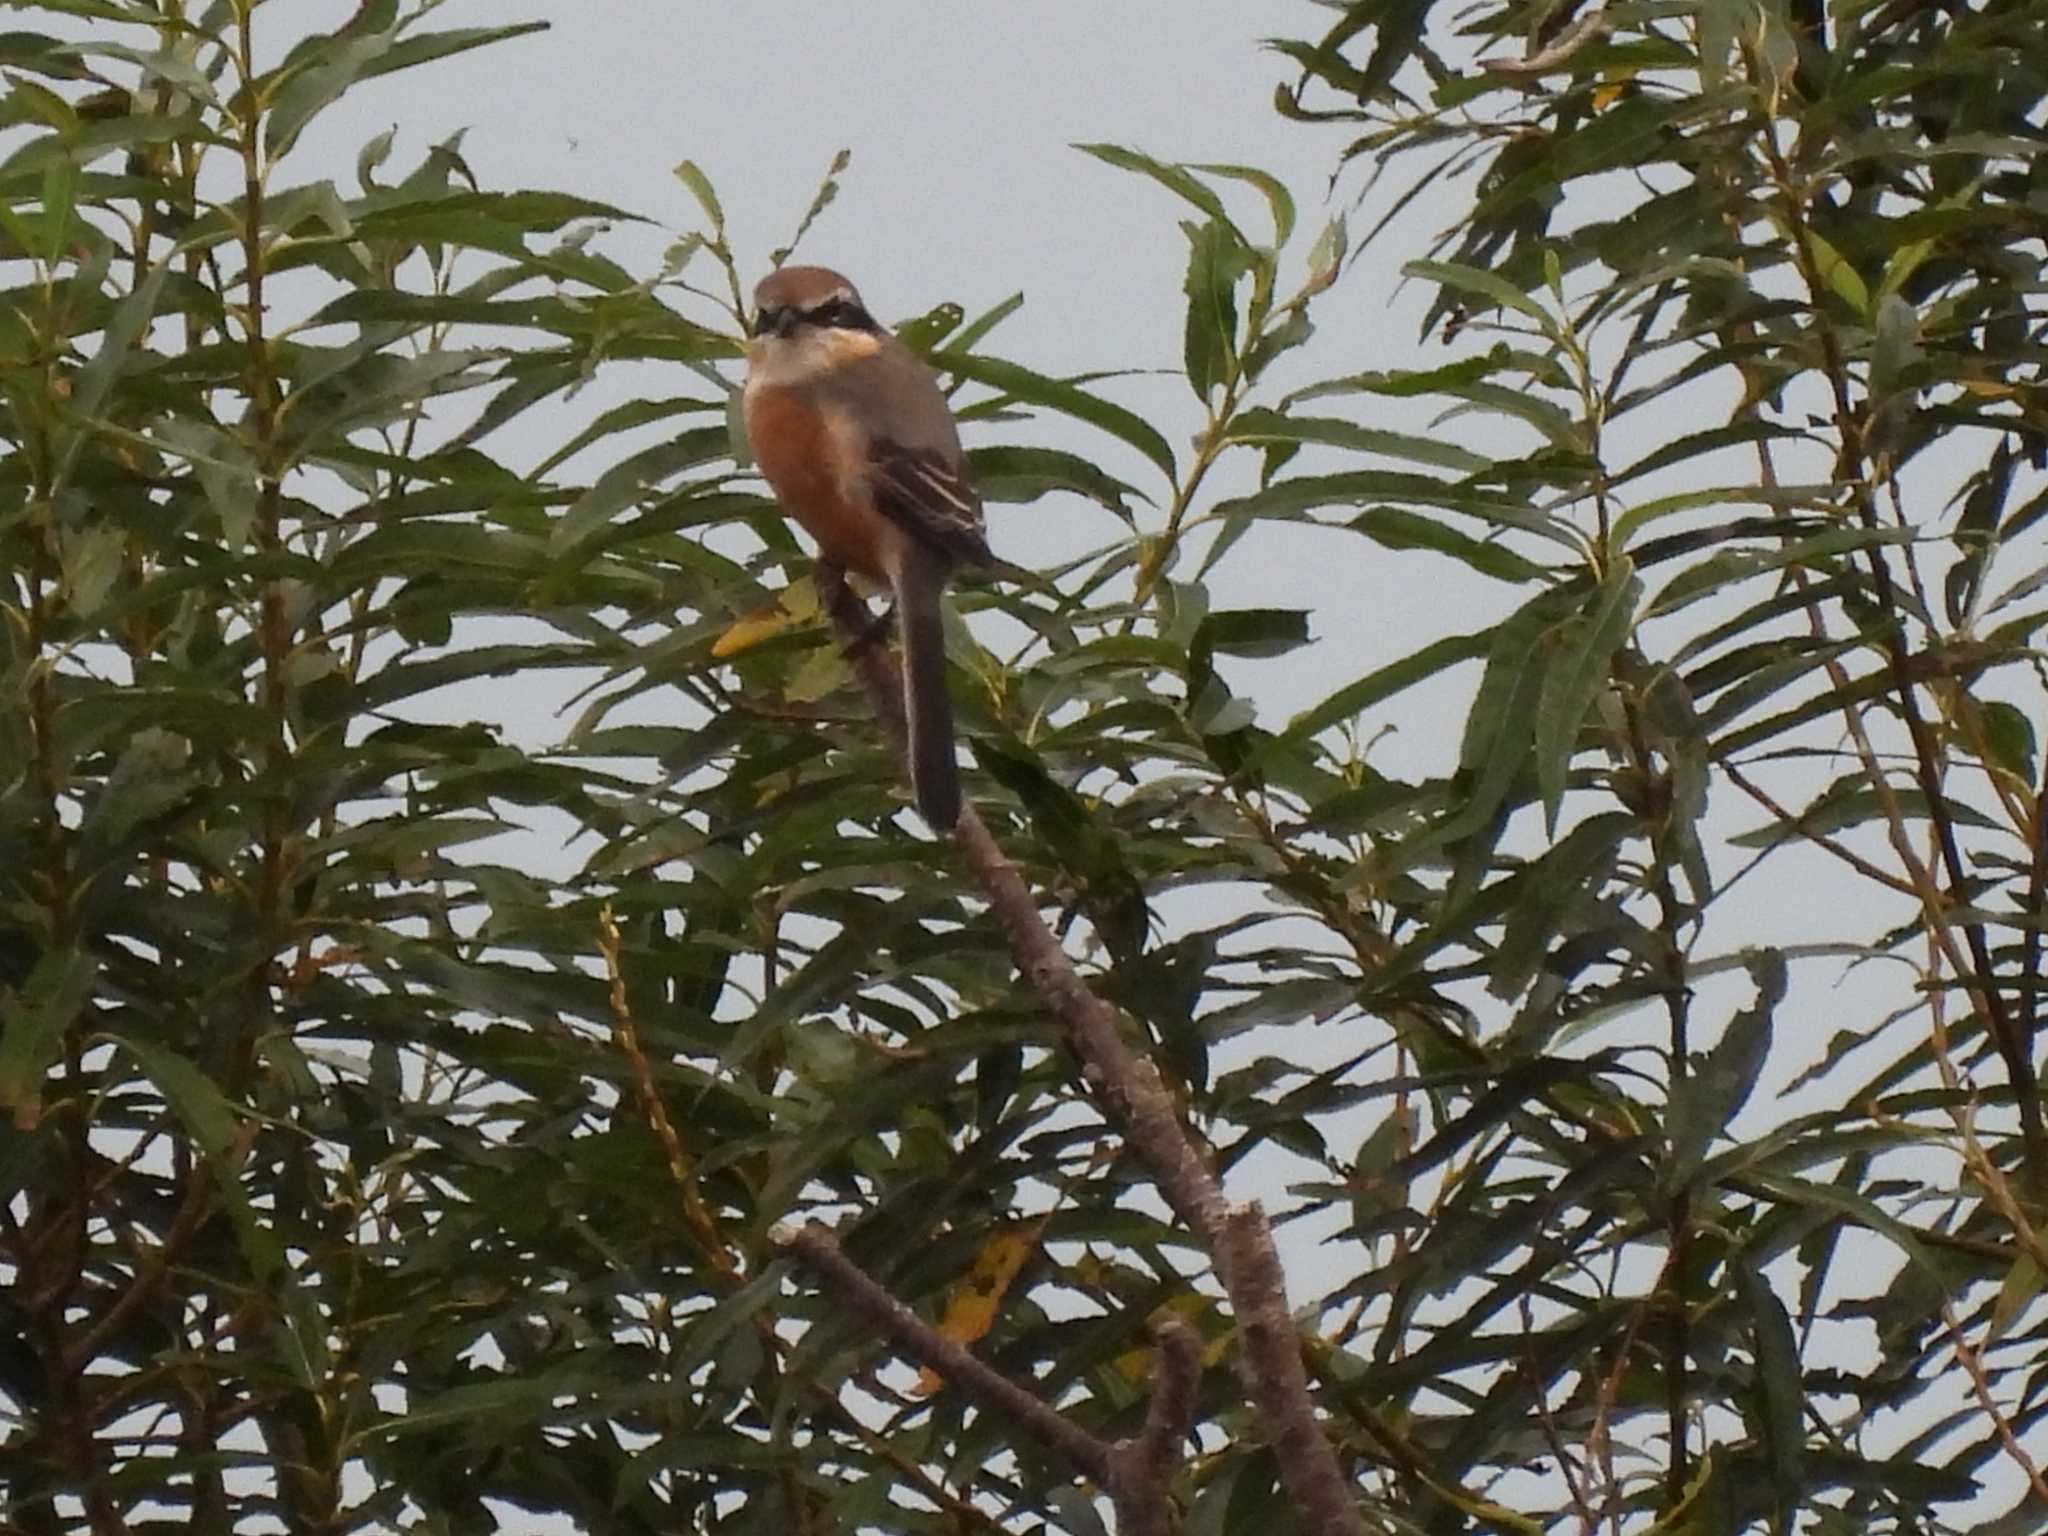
825,298,877,332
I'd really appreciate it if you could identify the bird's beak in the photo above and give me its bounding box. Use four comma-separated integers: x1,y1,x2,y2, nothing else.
750,306,791,341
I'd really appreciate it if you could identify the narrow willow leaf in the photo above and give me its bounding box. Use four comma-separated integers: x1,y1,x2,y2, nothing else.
1277,630,1490,748
1304,213,1347,294
1198,608,1310,657
1075,142,1232,226
1190,161,1296,248
1533,565,1639,831
67,252,171,425
1211,468,1580,547
1488,812,1635,1000
551,430,733,553
935,350,1175,481
1183,217,1250,399
673,158,725,230
58,520,125,616
968,445,1144,517
1988,1252,2043,1343
359,24,551,88
1227,407,1489,473
1791,219,1870,315
0,948,98,1125
1730,779,2001,850
1200,977,1360,1040
266,32,393,160
1668,951,1786,1188
1979,699,2037,784
1733,1255,1807,1516
113,1036,282,1279
948,290,1025,355
1351,506,1549,583
1404,257,1561,339
1610,421,1806,488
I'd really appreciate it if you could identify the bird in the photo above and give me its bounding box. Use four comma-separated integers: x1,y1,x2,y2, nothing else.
742,265,995,830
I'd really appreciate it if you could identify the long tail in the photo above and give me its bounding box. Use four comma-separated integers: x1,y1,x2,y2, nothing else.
896,552,962,830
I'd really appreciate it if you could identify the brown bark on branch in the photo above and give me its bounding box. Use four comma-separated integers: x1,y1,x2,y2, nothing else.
1106,1319,1203,1536
812,566,1368,1536
775,1222,1115,1483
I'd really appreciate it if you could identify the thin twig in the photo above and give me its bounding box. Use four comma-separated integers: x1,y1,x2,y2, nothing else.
1722,760,1916,895
774,1221,1114,1483
1106,1319,1203,1536
1937,1299,2048,1505
65,1169,215,1372
815,565,1368,1536
1746,58,2044,1178
1520,1294,1597,1535
597,903,735,1276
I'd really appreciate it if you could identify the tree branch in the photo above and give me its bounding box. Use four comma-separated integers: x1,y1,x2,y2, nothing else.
1105,1319,1203,1536
773,1221,1114,1484
813,565,1368,1536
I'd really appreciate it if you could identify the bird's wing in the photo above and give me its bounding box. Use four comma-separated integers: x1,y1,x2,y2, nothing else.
869,438,994,569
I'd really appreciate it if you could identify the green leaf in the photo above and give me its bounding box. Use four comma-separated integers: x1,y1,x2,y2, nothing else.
266,32,394,160
38,150,74,263
1211,468,1581,548
967,444,1143,518
1989,1252,2043,1343
1403,258,1562,340
1352,505,1550,583
58,519,124,616
1305,214,1347,294
1487,812,1636,1001
1075,142,1232,226
1784,219,1870,316
353,1355,618,1446
1199,977,1359,1040
935,350,1175,481
1533,564,1638,831
1190,161,1296,247
1979,699,2037,784
67,253,172,425
1197,608,1310,658
112,1036,283,1279
673,157,725,230
1729,779,2002,850
1182,217,1251,399
1227,407,1489,473
551,430,733,553
1733,1255,1806,1516
1277,629,1490,748
1668,950,1785,1188
0,947,98,1125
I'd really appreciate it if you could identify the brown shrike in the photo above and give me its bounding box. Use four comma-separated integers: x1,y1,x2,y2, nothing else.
742,266,994,830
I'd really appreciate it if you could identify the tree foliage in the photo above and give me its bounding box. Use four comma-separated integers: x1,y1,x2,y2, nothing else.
1,0,2046,1533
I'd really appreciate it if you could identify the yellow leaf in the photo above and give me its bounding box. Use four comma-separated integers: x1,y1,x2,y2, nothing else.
711,577,820,659
913,1219,1047,1395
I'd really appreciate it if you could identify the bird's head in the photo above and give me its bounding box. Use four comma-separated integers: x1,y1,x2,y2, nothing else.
746,266,886,385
